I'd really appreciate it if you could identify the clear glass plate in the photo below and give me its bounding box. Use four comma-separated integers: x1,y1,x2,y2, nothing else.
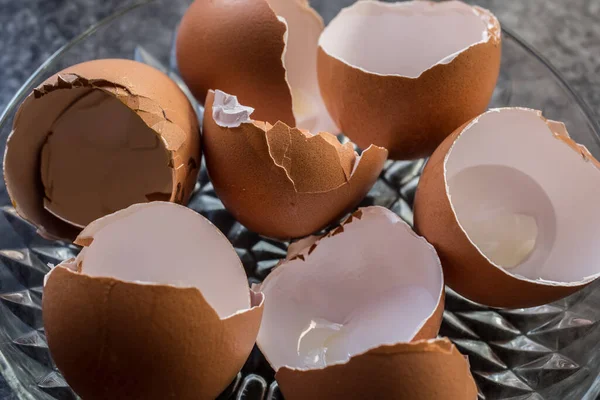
1,1,599,399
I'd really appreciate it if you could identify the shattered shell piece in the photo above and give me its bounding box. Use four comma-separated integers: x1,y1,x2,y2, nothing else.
43,202,263,400
203,90,387,239
255,207,462,399
317,0,501,159
176,0,336,134
414,107,600,308
277,339,477,400
4,59,200,240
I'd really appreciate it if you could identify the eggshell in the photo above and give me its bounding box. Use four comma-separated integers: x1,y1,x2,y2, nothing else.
256,207,452,398
203,90,387,239
4,59,200,240
43,202,263,400
176,0,336,133
276,339,477,400
317,0,501,159
414,108,600,308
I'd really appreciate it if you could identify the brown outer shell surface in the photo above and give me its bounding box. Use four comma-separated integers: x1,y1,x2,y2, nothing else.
414,113,590,308
276,338,477,400
4,59,200,240
176,0,295,126
203,91,387,239
43,266,263,400
317,6,501,160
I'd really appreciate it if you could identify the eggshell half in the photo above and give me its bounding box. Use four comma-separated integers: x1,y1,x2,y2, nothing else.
276,339,477,400
256,207,450,398
176,0,336,133
203,90,387,239
414,108,600,308
317,0,501,159
43,202,263,400
4,59,200,240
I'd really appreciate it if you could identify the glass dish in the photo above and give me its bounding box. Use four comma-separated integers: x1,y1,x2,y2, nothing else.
0,1,599,399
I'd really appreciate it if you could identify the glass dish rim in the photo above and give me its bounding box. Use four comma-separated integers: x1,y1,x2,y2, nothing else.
0,0,599,145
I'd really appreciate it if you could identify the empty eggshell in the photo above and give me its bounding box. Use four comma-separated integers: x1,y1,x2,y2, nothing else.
4,59,200,240
317,0,501,159
43,202,263,400
176,0,336,133
414,108,600,308
203,90,387,239
256,207,457,399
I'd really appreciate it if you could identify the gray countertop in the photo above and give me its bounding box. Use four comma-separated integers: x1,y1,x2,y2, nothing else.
0,0,599,124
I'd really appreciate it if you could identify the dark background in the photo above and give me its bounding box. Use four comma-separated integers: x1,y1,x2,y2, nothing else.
0,0,599,124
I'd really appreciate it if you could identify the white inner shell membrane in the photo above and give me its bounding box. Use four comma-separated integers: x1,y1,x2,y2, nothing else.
319,0,489,78
78,202,251,318
266,0,336,133
40,89,172,228
446,108,600,283
212,90,255,128
258,207,443,370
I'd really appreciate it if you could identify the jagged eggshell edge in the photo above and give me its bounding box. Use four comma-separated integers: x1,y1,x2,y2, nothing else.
4,59,200,240
317,1,501,160
413,108,599,308
43,263,263,400
176,0,295,126
276,338,477,400
202,90,387,239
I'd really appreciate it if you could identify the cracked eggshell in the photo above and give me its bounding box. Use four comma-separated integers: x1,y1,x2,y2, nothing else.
203,90,387,239
414,108,600,308
277,339,477,400
256,207,455,399
4,59,201,240
42,202,263,400
317,0,501,160
176,0,336,134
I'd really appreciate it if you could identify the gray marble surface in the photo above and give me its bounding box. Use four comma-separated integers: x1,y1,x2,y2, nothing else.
0,0,599,124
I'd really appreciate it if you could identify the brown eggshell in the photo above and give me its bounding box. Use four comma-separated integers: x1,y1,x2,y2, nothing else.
203,90,387,239
43,202,263,400
256,207,446,393
276,338,477,400
317,0,501,159
414,108,600,308
44,267,263,400
4,59,200,240
176,0,336,134
176,0,294,126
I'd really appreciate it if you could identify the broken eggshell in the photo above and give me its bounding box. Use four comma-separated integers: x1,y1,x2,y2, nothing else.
203,90,387,239
414,107,600,308
43,202,263,400
277,339,477,400
256,207,458,399
176,0,336,133
4,59,200,240
317,0,501,159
